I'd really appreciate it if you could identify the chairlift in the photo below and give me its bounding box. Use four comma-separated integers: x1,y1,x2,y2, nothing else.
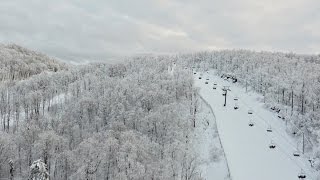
205,81,208,84
248,109,253,114
194,72,196,74
199,77,202,79
308,157,315,167
248,120,254,127
234,96,239,101
294,142,301,157
206,78,209,80
297,169,306,179
269,141,276,149
234,104,239,110
293,150,300,157
213,85,217,89
267,125,272,132
213,83,217,85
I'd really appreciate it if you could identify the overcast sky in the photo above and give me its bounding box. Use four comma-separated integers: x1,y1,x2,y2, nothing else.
0,0,319,63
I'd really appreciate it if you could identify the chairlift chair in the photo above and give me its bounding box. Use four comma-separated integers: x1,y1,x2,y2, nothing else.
234,96,239,101
269,141,276,149
248,109,253,114
205,81,208,84
267,125,272,132
248,120,254,127
234,104,239,110
199,77,202,79
298,170,306,179
194,72,196,74
206,78,209,80
213,85,217,89
232,79,237,83
293,142,301,157
308,157,315,168
293,150,300,157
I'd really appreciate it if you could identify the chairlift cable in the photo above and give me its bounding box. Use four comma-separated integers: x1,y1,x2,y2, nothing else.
229,86,314,149
208,74,315,177
223,83,316,177
249,115,313,178
230,90,298,150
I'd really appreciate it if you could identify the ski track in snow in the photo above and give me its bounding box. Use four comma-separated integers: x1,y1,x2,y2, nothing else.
194,70,317,180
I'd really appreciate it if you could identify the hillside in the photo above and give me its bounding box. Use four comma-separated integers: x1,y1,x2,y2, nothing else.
0,46,320,179
0,48,228,180
0,44,67,81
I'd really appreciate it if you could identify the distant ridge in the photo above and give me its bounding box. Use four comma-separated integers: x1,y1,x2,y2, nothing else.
0,44,67,81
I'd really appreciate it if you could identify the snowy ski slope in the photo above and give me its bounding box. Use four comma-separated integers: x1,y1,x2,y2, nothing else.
194,70,317,180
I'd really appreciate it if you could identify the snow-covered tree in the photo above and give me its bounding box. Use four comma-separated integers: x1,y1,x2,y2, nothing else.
29,159,49,180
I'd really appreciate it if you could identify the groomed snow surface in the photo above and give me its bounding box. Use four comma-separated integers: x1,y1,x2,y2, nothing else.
194,70,318,180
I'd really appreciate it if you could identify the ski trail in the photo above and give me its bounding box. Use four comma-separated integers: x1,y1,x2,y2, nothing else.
194,71,316,180
198,94,232,180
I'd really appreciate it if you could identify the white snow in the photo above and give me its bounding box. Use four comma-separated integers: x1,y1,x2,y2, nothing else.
192,95,231,180
49,93,67,106
194,70,317,180
168,63,175,76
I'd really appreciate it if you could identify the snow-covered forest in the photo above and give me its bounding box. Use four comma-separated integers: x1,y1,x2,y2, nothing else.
0,44,219,179
1,44,320,179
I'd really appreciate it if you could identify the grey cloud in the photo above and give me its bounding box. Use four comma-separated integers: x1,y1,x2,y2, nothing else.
0,0,319,63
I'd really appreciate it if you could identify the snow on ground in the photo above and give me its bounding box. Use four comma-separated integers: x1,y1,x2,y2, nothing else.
48,92,69,112
7,93,67,131
191,95,231,180
194,70,318,180
168,63,176,76
50,93,67,106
